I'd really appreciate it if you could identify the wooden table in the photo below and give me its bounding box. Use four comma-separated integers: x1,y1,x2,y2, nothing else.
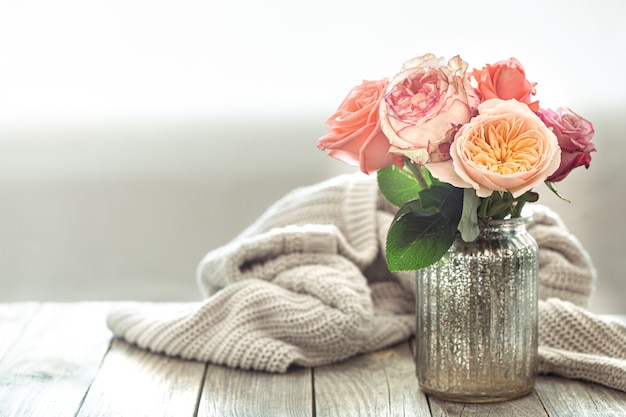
1,302,625,416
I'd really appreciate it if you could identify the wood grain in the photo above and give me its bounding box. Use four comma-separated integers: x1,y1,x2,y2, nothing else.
428,390,548,417
535,375,626,416
198,363,312,417
313,341,431,417
77,338,207,417
0,303,625,416
0,302,113,417
0,302,39,358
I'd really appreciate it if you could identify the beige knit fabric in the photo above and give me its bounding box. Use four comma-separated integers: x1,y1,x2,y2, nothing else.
539,298,626,391
107,173,625,391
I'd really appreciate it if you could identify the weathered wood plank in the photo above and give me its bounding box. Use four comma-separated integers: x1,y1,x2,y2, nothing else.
535,375,626,417
198,363,312,417
0,303,623,417
427,390,548,417
0,302,40,358
77,338,207,417
314,341,430,417
0,302,113,417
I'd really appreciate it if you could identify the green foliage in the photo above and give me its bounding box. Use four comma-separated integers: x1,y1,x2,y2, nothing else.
376,164,423,207
545,181,571,203
377,162,540,272
385,184,463,271
477,190,538,220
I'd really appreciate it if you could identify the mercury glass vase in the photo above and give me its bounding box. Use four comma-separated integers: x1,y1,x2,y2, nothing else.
415,215,539,403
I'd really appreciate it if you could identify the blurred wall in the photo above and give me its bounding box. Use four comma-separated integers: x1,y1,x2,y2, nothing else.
0,0,624,313
0,117,353,301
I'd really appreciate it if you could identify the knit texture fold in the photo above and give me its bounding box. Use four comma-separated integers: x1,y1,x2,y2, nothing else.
107,173,626,392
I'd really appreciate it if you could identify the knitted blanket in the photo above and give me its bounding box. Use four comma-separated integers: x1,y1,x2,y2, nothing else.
106,173,626,392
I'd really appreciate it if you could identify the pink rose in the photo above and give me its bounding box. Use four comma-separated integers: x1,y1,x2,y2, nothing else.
317,79,398,174
471,58,539,112
379,54,480,164
537,107,596,182
427,99,561,198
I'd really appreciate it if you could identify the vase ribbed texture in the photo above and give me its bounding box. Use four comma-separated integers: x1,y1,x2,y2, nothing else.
416,216,539,402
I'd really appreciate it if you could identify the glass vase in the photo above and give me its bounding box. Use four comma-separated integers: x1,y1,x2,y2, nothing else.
415,215,539,403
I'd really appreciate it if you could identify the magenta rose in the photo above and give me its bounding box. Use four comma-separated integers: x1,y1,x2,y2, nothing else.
537,107,596,182
317,79,398,174
379,54,480,164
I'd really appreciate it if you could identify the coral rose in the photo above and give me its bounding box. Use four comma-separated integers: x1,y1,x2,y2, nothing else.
537,107,596,182
379,54,480,164
317,79,397,174
471,58,539,112
427,99,561,198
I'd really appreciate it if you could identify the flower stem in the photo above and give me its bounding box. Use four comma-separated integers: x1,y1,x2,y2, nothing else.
407,161,429,190
478,198,489,222
511,201,526,218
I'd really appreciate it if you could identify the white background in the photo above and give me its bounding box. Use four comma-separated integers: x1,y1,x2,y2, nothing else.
1,0,624,122
1,0,624,312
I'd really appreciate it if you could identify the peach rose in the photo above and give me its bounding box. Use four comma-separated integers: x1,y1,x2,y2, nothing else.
471,58,539,112
538,107,596,182
379,54,480,164
317,79,397,174
427,99,561,198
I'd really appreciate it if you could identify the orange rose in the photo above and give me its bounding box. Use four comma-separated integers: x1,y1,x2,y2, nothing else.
471,58,539,111
317,79,397,174
427,99,561,197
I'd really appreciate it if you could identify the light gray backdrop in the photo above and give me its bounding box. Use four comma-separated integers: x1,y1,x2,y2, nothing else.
1,0,623,313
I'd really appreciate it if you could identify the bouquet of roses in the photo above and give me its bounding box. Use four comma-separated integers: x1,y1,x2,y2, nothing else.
318,54,596,271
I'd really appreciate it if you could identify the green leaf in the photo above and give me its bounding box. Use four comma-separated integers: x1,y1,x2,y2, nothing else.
459,188,480,242
509,190,540,217
517,191,539,203
376,164,423,207
394,198,426,218
545,181,571,203
418,184,452,212
420,184,463,221
386,212,454,271
421,166,447,187
385,186,463,271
